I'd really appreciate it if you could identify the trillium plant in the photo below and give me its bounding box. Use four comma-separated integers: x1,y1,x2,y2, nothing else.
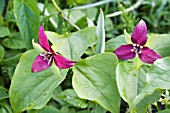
114,20,162,64
2,0,170,113
9,9,170,113
32,24,76,72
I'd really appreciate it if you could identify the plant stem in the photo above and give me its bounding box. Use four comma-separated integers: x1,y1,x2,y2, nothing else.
52,0,81,31
71,0,113,10
106,0,144,18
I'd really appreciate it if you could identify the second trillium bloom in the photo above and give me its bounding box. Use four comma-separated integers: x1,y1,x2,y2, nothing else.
114,20,162,64
32,25,76,72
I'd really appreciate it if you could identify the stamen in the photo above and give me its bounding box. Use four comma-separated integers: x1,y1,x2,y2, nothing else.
40,51,54,64
131,49,135,52
133,43,136,46
48,56,52,65
132,43,143,55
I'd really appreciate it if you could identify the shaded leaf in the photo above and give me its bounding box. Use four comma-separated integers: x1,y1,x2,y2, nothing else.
13,0,40,49
2,33,26,49
0,27,10,38
0,87,8,101
0,45,4,59
38,106,61,113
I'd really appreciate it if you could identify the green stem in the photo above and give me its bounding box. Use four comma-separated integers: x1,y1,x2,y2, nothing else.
42,0,48,15
106,0,144,18
71,0,112,10
52,0,80,31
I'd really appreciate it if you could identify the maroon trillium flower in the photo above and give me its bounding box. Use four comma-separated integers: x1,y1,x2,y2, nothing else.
32,24,76,72
114,20,162,64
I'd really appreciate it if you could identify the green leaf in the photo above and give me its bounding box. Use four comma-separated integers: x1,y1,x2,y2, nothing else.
0,0,5,14
72,0,112,10
0,45,4,59
46,26,97,60
85,7,98,21
38,106,61,113
0,87,8,101
146,57,170,89
72,52,120,113
116,62,138,105
0,27,10,38
157,109,170,113
3,53,22,67
96,9,105,54
13,0,40,49
9,50,67,113
129,57,170,112
0,101,13,113
63,9,85,24
2,33,26,49
146,34,170,57
124,29,131,44
105,35,127,52
116,62,163,113
58,89,88,108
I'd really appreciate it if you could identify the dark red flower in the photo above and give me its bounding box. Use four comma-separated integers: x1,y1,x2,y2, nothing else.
32,24,76,72
114,20,162,64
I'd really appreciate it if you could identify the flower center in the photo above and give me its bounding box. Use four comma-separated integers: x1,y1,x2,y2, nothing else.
131,43,143,55
40,52,54,65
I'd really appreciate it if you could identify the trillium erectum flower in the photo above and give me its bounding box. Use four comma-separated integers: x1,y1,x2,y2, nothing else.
114,20,162,64
32,24,76,72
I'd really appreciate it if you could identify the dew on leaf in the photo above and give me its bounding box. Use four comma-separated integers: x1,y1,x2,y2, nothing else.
84,85,89,88
25,69,29,72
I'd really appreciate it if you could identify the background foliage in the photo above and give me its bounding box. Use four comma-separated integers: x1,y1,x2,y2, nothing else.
0,0,170,113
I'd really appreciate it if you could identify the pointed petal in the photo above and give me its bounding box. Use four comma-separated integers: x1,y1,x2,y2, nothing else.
38,24,52,52
114,44,135,60
131,20,147,46
139,47,162,64
32,55,52,72
54,54,76,69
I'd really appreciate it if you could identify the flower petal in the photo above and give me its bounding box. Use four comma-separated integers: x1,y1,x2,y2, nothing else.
114,44,135,60
38,24,52,52
131,20,147,46
139,47,162,64
54,54,76,69
32,55,52,72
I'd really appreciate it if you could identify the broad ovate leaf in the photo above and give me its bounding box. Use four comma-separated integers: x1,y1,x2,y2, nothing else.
146,34,170,57
72,52,120,113
116,62,163,113
9,50,66,113
46,26,97,60
105,35,127,52
129,57,170,112
57,89,88,108
0,27,10,37
2,33,26,49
